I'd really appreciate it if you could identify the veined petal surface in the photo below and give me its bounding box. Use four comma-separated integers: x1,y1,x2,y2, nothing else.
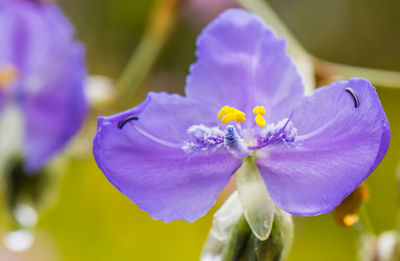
256,78,390,216
0,0,74,77
186,9,304,126
93,92,241,222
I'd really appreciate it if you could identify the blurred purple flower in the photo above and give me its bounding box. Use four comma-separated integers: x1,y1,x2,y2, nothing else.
0,0,87,172
93,9,390,222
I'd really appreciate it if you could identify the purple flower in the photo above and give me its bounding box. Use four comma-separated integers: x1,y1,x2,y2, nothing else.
0,0,87,172
93,9,390,222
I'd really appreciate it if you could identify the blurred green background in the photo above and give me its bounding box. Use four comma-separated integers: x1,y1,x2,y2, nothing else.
1,0,400,260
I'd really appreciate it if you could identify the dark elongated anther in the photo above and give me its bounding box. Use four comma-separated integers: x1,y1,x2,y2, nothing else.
345,88,360,108
118,116,139,129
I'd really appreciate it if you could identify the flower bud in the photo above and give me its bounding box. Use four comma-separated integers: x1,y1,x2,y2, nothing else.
201,192,293,261
243,208,293,261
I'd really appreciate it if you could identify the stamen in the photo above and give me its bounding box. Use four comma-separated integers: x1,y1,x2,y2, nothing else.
182,125,224,153
183,124,249,158
252,106,266,115
217,106,245,124
233,112,245,123
217,106,234,119
248,117,297,150
253,105,266,127
221,113,235,124
0,65,18,89
345,88,360,108
255,115,266,127
224,125,250,158
118,116,139,129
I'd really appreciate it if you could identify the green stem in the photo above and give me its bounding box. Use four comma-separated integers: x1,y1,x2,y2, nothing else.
314,59,400,88
236,0,400,89
358,205,375,235
116,0,180,107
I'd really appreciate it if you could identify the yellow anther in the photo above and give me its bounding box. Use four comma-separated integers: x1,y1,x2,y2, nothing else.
234,111,245,123
252,106,266,116
218,106,246,124
221,113,235,124
217,106,234,119
253,105,266,127
255,115,266,127
0,65,17,89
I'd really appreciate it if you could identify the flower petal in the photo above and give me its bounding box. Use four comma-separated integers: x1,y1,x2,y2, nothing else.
185,9,304,125
93,92,241,222
0,0,74,76
256,78,390,216
23,43,87,172
0,0,87,172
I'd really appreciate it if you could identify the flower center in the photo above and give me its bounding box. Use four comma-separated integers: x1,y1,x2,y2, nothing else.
217,105,267,127
0,65,18,90
183,106,297,158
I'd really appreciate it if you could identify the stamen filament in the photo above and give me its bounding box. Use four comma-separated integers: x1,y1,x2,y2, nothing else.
247,116,293,150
